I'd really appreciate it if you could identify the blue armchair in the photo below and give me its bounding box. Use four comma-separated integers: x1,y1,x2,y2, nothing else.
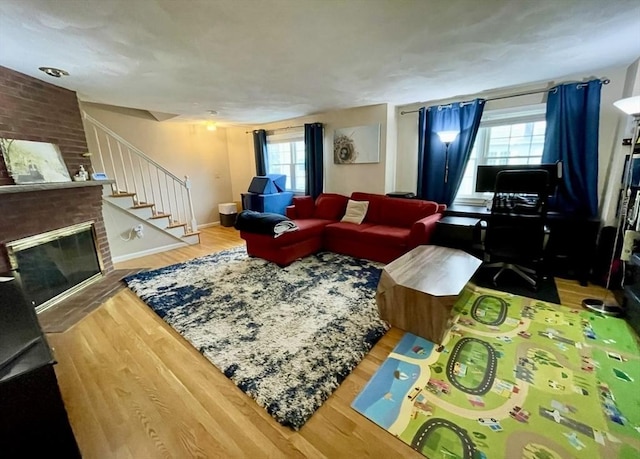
241,174,294,216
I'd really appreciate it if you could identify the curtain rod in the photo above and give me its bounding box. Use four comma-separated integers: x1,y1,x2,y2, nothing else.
245,125,304,134
399,77,611,115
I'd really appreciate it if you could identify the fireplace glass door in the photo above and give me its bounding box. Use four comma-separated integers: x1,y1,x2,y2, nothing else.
7,222,102,312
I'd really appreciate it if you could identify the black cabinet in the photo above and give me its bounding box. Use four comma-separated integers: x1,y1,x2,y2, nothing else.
0,278,80,457
433,216,482,254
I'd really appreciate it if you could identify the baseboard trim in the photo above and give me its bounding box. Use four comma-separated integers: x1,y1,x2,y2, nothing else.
198,221,219,229
112,242,187,263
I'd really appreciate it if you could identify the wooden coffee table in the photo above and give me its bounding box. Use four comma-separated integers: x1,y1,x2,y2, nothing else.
376,245,482,344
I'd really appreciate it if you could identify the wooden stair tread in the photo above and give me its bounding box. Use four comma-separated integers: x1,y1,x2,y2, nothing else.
131,203,154,209
149,213,171,219
167,222,187,229
110,192,136,197
183,231,201,237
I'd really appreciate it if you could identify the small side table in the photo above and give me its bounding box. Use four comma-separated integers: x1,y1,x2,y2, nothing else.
433,216,481,253
376,246,482,344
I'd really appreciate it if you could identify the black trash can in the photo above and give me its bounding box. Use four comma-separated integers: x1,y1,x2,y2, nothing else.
219,203,238,227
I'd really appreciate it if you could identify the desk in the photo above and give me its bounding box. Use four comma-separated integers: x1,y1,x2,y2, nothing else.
444,205,600,285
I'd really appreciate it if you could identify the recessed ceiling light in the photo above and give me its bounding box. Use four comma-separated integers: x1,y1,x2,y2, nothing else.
38,67,69,78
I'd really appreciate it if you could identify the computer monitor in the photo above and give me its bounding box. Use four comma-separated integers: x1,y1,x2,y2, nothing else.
475,162,562,194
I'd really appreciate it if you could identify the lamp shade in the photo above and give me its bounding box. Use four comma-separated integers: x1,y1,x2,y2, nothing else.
437,130,459,144
614,95,640,116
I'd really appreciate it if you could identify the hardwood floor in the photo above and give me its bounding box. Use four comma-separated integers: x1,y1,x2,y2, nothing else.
47,226,613,458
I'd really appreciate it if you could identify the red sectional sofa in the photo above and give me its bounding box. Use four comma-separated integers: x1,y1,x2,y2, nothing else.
240,192,445,266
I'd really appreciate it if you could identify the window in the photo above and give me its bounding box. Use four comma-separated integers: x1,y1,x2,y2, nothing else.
266,131,305,192
455,105,547,203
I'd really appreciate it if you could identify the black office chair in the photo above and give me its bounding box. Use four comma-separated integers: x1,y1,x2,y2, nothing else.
479,169,551,289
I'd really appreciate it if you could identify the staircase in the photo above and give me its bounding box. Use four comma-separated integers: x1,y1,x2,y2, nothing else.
83,112,201,245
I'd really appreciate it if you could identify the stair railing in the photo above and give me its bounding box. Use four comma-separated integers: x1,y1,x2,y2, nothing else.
83,112,198,232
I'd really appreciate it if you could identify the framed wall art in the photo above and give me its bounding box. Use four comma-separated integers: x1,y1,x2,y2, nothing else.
333,124,380,164
0,138,71,184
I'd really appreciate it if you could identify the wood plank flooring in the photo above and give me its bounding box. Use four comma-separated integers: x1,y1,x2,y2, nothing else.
47,226,614,458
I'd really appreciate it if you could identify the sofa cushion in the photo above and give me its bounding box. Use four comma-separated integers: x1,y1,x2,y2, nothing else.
341,199,369,224
292,196,315,219
359,225,411,248
350,192,385,224
313,193,349,220
324,221,376,240
379,198,439,228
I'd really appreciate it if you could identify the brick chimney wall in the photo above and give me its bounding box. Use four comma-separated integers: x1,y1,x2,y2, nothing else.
0,66,113,274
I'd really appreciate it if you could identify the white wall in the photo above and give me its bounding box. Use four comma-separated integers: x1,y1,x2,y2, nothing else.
384,106,398,194
395,64,632,214
227,126,256,203
81,102,234,226
227,104,392,199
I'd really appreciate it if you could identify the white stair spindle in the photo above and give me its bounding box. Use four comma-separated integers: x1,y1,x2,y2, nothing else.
185,175,198,232
127,147,139,200
105,137,120,193
117,142,130,192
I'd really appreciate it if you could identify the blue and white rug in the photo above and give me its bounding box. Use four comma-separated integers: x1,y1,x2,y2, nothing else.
124,246,389,430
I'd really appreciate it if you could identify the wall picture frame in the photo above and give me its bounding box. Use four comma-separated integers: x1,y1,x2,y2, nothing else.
333,124,381,164
0,138,71,184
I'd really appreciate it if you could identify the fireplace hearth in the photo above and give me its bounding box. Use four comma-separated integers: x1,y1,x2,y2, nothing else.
6,221,103,313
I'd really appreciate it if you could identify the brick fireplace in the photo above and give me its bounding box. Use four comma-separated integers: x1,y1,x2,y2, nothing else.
0,65,113,276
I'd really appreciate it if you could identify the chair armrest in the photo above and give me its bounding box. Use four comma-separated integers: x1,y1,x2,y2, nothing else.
543,224,551,250
409,213,443,248
479,220,487,244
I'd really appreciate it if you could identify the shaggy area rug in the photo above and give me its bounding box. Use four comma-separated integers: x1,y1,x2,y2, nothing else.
124,247,389,430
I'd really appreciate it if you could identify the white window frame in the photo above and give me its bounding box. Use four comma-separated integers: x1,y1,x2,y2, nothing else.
454,104,547,206
266,130,306,193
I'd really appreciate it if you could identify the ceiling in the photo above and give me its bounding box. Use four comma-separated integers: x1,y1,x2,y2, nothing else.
1,0,639,125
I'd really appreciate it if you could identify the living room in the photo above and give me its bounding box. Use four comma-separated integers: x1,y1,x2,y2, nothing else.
1,1,640,458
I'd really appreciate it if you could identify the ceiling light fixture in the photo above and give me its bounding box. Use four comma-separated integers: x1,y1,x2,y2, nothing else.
38,67,69,78
205,110,218,131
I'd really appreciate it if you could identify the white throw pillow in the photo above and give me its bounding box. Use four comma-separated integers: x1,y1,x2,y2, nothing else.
341,200,369,224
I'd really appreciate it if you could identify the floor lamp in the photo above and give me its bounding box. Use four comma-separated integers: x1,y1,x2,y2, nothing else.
437,130,459,183
583,95,640,316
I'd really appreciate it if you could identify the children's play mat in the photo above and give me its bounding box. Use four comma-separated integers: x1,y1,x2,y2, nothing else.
352,285,640,459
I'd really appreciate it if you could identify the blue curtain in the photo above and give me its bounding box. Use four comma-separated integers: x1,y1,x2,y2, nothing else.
305,123,324,199
416,99,485,205
253,129,268,176
542,80,602,216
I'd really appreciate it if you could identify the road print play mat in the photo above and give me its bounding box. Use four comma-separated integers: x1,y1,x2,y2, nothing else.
352,285,640,459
